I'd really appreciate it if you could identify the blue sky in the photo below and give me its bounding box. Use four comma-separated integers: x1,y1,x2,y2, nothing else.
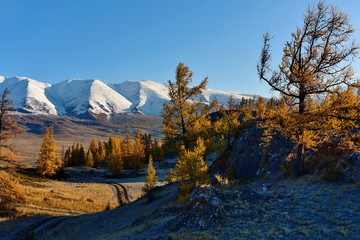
0,0,359,97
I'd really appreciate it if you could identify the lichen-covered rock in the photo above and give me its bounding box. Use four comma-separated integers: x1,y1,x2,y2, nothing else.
173,187,226,230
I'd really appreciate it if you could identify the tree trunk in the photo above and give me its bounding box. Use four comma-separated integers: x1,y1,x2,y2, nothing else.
293,93,306,176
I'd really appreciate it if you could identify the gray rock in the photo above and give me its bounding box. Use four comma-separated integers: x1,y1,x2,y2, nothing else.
172,187,226,230
212,123,293,180
343,151,360,181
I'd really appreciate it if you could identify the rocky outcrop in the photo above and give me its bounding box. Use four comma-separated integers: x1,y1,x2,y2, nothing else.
173,187,225,230
343,151,360,181
212,123,293,180
172,185,266,231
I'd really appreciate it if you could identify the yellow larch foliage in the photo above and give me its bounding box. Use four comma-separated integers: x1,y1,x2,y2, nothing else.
142,155,157,194
168,138,210,201
36,125,62,177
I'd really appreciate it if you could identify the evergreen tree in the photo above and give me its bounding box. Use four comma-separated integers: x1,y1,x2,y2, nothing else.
142,133,152,162
63,148,72,167
78,144,85,165
142,155,157,194
70,143,78,166
151,141,164,167
36,125,62,176
258,2,360,176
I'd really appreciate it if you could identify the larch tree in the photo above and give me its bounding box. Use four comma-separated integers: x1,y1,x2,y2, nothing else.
142,155,157,194
257,2,360,176
221,96,241,147
168,137,209,202
162,62,218,153
36,125,62,177
97,140,106,164
0,88,24,215
0,170,24,216
255,97,267,119
108,137,123,174
131,129,145,175
89,139,98,154
0,88,23,165
86,149,94,167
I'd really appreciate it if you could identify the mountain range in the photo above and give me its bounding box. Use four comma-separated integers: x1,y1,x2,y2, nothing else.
0,76,260,118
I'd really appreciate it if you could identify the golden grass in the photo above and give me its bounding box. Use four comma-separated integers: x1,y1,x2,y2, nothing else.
17,180,117,216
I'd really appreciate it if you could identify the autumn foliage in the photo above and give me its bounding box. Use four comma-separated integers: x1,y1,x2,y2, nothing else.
36,125,62,177
258,2,360,176
63,130,164,175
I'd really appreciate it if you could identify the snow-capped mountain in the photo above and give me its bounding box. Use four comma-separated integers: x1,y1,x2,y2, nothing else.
0,77,57,114
47,79,132,117
0,76,261,118
109,80,170,116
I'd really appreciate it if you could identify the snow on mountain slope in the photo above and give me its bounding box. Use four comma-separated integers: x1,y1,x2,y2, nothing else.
109,80,170,116
0,76,57,114
0,76,261,118
109,80,260,116
47,79,132,117
200,89,260,104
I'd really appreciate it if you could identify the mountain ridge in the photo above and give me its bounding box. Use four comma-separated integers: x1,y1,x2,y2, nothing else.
0,76,261,118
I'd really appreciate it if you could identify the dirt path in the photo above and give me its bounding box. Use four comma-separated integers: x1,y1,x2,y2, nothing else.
109,183,130,205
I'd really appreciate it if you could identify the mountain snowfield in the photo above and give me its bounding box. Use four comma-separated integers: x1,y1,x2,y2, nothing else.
0,76,261,118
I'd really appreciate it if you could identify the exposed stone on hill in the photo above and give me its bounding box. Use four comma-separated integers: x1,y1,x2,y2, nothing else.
172,185,267,231
212,123,293,180
343,151,360,181
172,187,225,230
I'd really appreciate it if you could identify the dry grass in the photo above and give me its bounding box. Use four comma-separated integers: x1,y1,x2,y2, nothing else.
16,180,116,216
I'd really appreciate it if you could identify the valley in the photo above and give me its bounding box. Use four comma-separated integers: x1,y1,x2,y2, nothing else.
0,159,173,239
12,114,163,166
0,1,359,239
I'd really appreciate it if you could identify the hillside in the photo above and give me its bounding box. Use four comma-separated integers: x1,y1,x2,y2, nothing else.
2,178,359,240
